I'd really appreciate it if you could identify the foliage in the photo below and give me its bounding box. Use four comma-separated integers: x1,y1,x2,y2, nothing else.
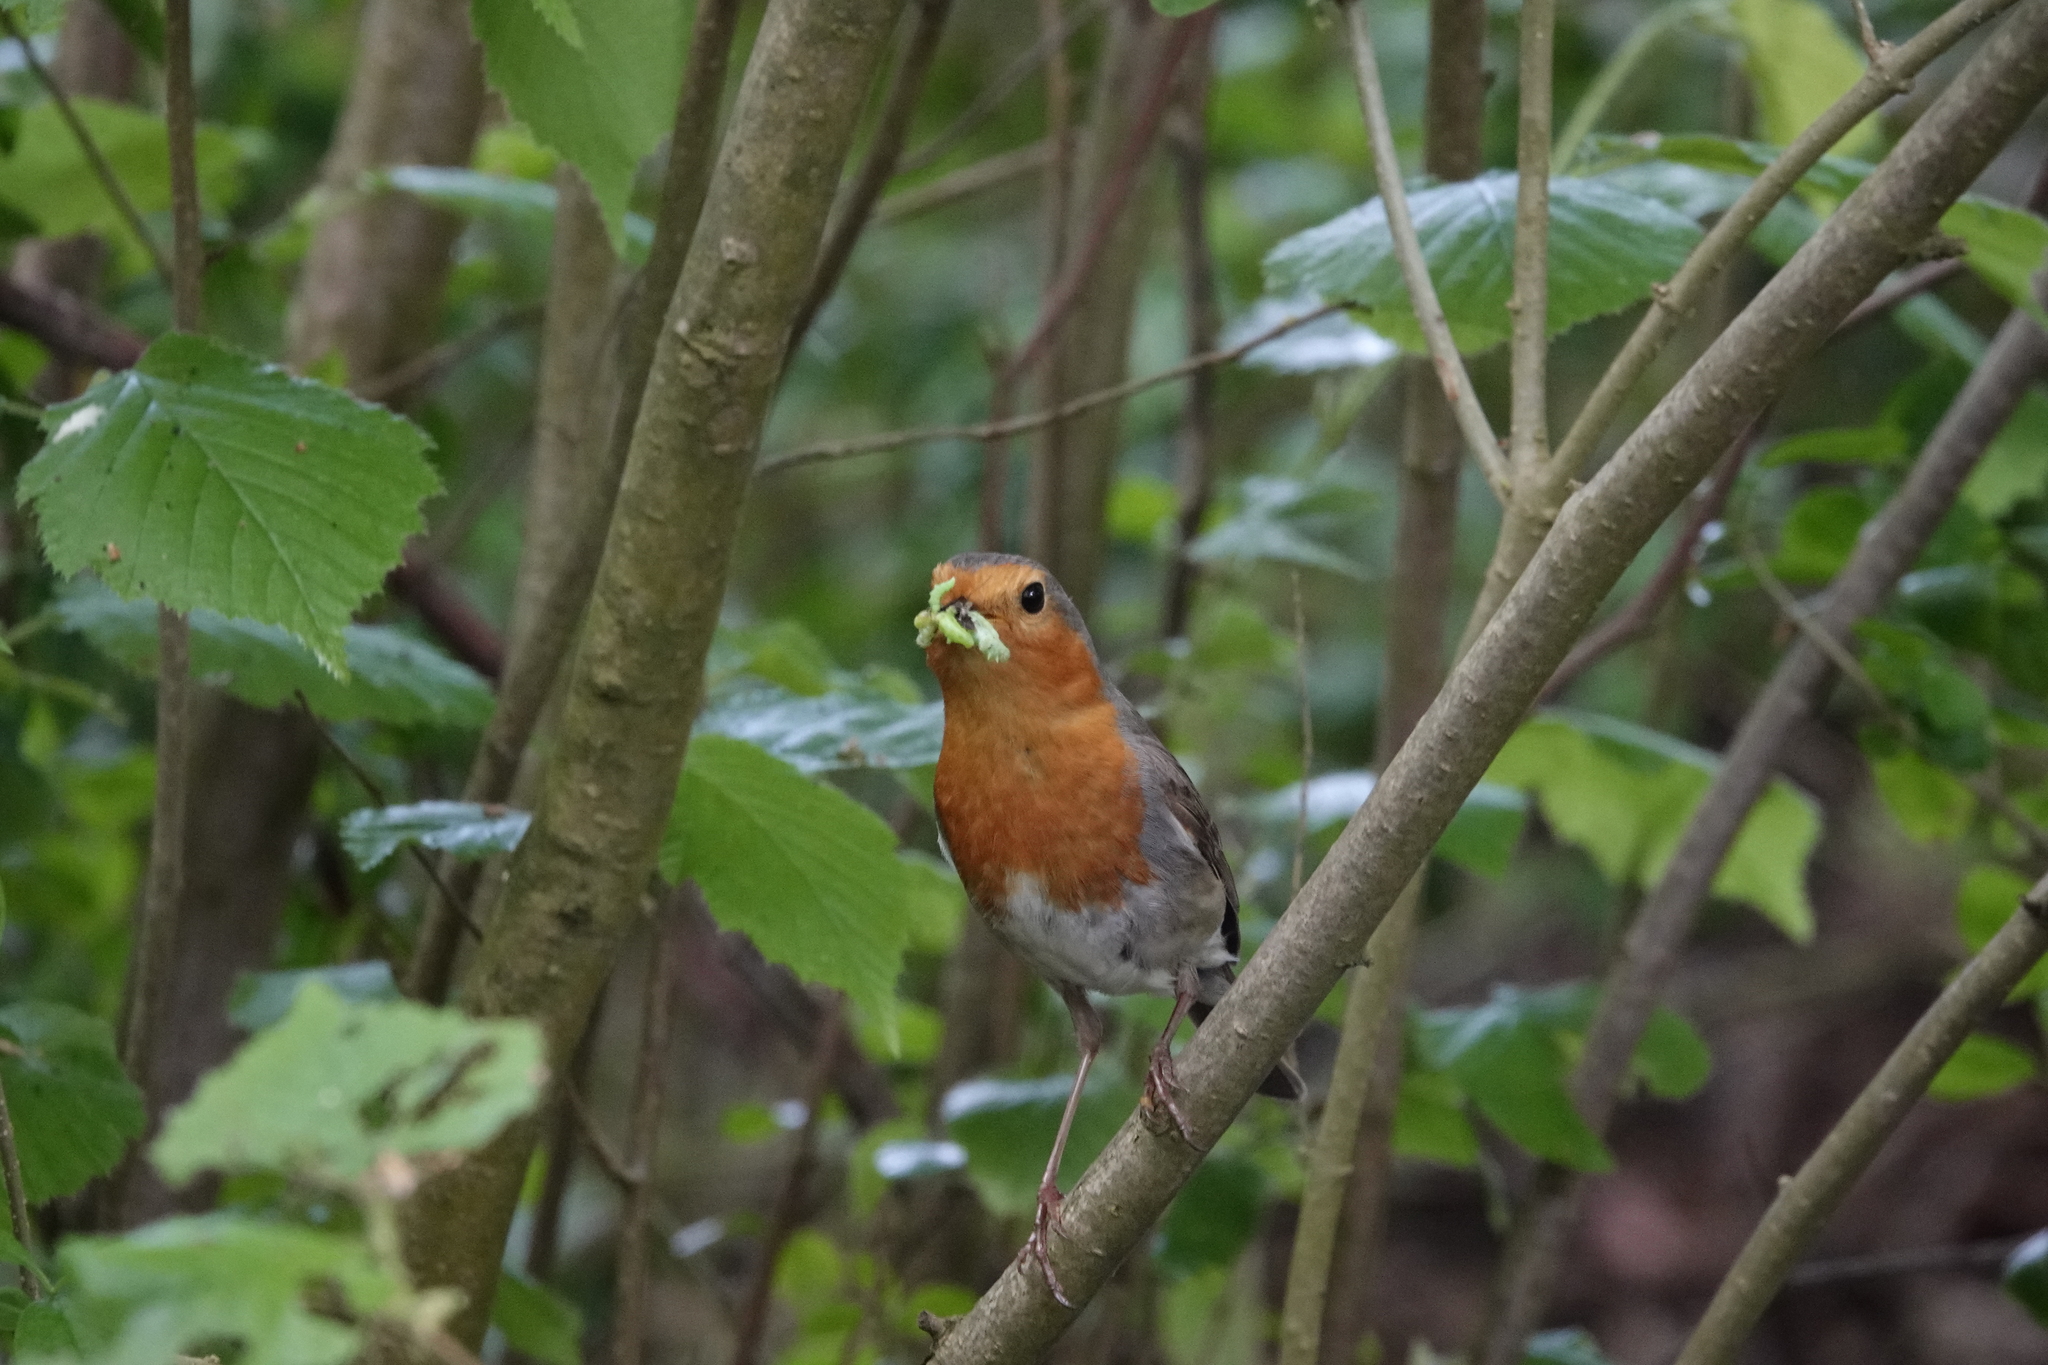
0,1003,143,1203
339,800,533,869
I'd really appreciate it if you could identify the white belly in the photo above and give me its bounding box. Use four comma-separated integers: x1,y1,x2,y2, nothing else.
985,872,1231,998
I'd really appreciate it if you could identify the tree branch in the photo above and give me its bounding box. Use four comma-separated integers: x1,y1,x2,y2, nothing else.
610,909,675,1365
924,9,2048,1356
1470,260,2048,1365
895,0,1105,177
1670,879,2048,1365
1334,0,1509,502
389,0,912,1343
758,304,1340,473
1506,0,1554,479
0,1068,40,1299
0,273,144,370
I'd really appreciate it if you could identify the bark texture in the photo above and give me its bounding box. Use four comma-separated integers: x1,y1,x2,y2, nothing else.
391,0,910,1342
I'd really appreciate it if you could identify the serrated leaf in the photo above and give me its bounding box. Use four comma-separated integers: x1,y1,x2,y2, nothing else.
938,1072,1137,1217
1265,175,1702,354
226,961,401,1032
0,1002,145,1204
1927,1031,2036,1101
492,1271,583,1365
522,0,582,48
53,584,492,728
695,680,943,773
470,0,687,240
2005,1229,2048,1327
659,735,916,1040
0,100,241,276
1414,987,1613,1172
35,1214,401,1365
152,982,546,1188
17,334,440,674
338,801,532,870
1955,864,2048,1001
1728,0,1876,157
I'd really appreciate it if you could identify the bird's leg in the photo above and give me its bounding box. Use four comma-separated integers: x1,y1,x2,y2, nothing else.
1140,965,1198,1144
1021,986,1102,1308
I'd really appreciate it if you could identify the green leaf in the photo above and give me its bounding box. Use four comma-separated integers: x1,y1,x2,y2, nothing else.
1728,0,1876,157
1228,296,1399,375
2004,1229,2048,1327
492,1270,583,1365
17,334,440,675
1265,175,1702,354
1524,1327,1618,1365
54,585,492,729
695,680,943,773
1773,486,1872,584
1938,197,2048,324
938,1071,1137,1217
1961,388,2048,521
1415,988,1613,1172
90,0,164,60
1434,783,1531,878
1633,1008,1712,1101
660,736,918,1039
225,961,401,1032
152,982,546,1188
371,165,655,263
1867,744,1974,843
0,100,242,275
1391,1065,1479,1167
1149,0,1219,14
338,801,532,870
0,1002,145,1204
469,0,687,239
522,0,582,48
1158,1153,1263,1276
1955,864,2048,1000
1927,1031,2037,1101
1707,780,1821,943
1757,424,1908,469
1186,470,1373,580
38,1214,401,1365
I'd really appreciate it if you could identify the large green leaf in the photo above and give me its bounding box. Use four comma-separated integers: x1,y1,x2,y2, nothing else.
152,982,545,1188
338,801,533,870
696,680,943,773
370,165,655,262
54,586,492,728
1414,987,1613,1172
1927,1031,2037,1101
1264,174,1702,354
26,1215,402,1365
1955,864,2048,1000
492,1271,583,1365
1391,1065,1479,1167
1961,388,2048,521
1486,712,1821,940
0,99,242,275
18,334,440,675
0,1003,145,1204
469,0,688,237
938,1072,1137,1217
1247,774,1530,880
661,735,919,1040
1728,0,1877,156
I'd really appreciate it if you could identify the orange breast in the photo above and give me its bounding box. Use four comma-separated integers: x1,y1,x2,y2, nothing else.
934,697,1151,914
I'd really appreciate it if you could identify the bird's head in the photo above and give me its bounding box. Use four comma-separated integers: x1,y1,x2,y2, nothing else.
918,554,1104,710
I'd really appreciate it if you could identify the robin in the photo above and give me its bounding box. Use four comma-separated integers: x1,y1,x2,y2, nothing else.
918,552,1301,1302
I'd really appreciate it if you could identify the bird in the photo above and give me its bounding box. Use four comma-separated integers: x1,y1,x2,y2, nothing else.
918,552,1301,1303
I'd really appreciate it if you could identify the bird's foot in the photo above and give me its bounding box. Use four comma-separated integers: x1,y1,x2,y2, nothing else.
1141,1043,1196,1144
1019,1179,1074,1308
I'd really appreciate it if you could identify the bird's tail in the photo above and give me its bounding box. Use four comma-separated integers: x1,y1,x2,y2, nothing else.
1191,968,1306,1101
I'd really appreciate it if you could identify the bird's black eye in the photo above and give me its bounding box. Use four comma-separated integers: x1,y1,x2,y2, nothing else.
1021,581,1046,614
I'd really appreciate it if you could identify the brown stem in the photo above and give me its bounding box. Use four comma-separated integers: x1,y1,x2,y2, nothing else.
731,1001,844,1365
926,8,2048,1354
611,911,676,1365
524,1011,599,1283
1159,48,1218,642
788,0,957,358
388,0,911,1344
896,0,1104,177
1469,262,2048,1365
0,1068,40,1299
0,273,144,370
384,547,507,683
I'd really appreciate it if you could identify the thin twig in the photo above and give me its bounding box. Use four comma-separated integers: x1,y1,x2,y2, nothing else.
293,693,484,943
1669,881,2048,1365
1734,528,1892,713
355,304,543,404
760,303,1342,473
895,0,1106,177
788,0,957,358
1506,0,1555,479
1290,571,1312,898
1785,1235,2026,1287
1335,0,1510,501
2,11,173,285
612,909,676,1365
1835,258,1966,334
995,8,1214,389
565,1084,637,1189
874,141,1051,225
0,1069,40,1299
731,1000,844,1365
1850,0,1890,64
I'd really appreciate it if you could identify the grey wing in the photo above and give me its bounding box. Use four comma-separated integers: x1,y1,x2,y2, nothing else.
1114,693,1240,958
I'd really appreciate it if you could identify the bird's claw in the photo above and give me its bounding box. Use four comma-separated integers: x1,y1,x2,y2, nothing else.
1019,1180,1074,1308
1141,1045,1196,1145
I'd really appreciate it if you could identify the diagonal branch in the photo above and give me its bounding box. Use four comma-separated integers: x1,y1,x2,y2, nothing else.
925,8,2048,1357
1335,0,1509,501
